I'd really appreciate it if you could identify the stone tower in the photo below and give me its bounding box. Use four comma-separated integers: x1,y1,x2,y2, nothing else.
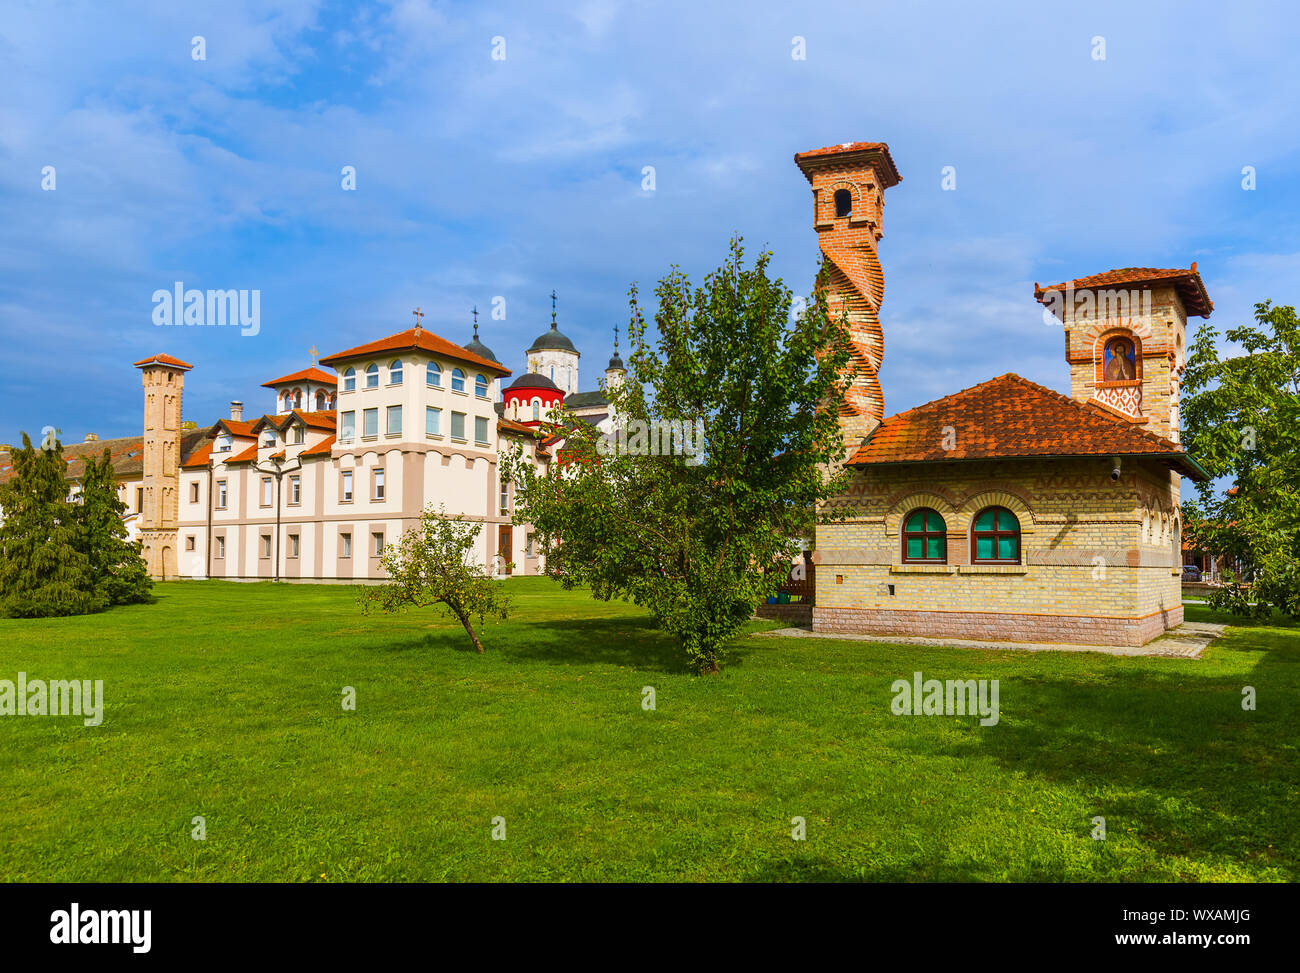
1035,266,1213,444
134,353,192,580
795,141,902,457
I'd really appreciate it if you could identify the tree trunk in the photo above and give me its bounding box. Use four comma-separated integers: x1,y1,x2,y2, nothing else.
455,607,485,653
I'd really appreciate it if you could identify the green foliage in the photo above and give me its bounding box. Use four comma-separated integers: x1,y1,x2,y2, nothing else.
0,433,104,618
79,448,152,606
505,237,852,673
1181,300,1300,618
358,505,510,653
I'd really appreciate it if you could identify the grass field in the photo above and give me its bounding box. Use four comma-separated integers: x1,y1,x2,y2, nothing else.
0,578,1295,882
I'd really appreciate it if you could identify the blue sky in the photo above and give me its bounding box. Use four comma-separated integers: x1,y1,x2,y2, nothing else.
2,0,1298,459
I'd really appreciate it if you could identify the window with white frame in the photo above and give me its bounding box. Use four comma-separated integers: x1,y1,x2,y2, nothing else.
389,359,403,384
363,408,378,438
216,535,226,558
289,475,301,505
343,367,356,392
261,477,273,506
216,480,227,508
451,411,466,440
372,531,385,556
373,468,385,500
342,470,353,502
451,368,465,392
475,374,489,398
289,533,300,558
341,532,352,557
340,411,355,440
475,415,489,444
426,406,441,437
386,405,402,436
365,363,379,388
427,361,441,387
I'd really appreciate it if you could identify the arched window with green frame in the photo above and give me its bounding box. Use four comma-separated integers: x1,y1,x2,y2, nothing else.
902,508,947,563
971,506,1021,563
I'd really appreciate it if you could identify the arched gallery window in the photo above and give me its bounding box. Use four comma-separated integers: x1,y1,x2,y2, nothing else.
365,363,379,388
902,508,946,563
834,188,852,218
971,507,1021,564
451,368,465,393
342,367,355,391
427,362,441,387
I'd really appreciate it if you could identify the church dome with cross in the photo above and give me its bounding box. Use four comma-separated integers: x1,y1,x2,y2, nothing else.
525,291,581,395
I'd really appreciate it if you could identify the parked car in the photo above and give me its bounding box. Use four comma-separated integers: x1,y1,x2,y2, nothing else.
1182,565,1202,582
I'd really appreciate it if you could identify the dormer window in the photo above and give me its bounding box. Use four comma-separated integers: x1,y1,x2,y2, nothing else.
263,431,276,447
292,425,305,444
217,434,232,453
834,189,852,218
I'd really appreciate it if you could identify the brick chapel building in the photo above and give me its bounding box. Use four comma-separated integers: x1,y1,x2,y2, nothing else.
800,141,1211,645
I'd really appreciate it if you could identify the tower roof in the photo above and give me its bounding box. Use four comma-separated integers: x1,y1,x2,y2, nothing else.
527,321,578,355
794,142,902,187
463,313,499,363
261,366,337,387
134,353,193,370
1034,264,1213,318
505,372,562,393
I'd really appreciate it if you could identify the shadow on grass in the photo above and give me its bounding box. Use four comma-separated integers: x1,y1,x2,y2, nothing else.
887,645,1298,878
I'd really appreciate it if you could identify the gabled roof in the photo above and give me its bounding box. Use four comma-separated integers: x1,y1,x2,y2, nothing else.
209,418,260,438
1035,264,1213,318
319,327,511,376
133,353,193,370
261,367,338,387
848,373,1208,480
225,442,261,464
565,390,608,409
251,410,337,433
180,441,213,469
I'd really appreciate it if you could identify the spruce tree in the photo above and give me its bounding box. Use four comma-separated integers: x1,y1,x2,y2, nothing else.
79,448,152,606
0,433,104,617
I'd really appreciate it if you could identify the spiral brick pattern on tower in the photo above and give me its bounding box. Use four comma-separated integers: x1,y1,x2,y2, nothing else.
794,142,901,455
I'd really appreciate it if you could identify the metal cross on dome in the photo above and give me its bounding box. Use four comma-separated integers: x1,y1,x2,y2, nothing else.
472,305,479,337
550,289,557,327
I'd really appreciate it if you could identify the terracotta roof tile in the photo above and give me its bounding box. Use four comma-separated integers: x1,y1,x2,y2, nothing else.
261,367,338,387
497,418,539,437
848,373,1207,480
319,327,511,376
226,443,260,464
300,435,336,457
133,353,193,370
1035,264,1212,318
794,141,902,187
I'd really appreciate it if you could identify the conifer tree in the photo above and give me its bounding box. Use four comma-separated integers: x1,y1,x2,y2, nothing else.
0,433,104,617
78,448,152,606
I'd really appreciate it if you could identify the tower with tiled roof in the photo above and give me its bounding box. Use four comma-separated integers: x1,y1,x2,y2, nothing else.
1036,265,1213,443
795,142,902,457
134,353,192,579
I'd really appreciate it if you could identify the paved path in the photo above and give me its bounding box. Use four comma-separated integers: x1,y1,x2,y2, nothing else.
754,621,1228,658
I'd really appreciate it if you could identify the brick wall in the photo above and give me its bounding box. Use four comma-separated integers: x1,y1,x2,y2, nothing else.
814,455,1183,645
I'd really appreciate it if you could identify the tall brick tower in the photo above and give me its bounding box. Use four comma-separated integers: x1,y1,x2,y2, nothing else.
795,142,902,456
134,353,192,579
1034,266,1213,444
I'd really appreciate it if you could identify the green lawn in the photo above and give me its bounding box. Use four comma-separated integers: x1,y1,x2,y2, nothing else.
0,578,1295,882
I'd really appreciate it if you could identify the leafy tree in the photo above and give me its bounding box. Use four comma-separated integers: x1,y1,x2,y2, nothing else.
504,237,852,673
1181,300,1300,618
78,449,152,606
358,505,511,653
0,433,104,618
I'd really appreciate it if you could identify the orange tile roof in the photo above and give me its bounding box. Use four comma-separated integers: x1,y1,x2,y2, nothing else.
794,141,902,187
209,418,259,438
1035,264,1212,318
252,410,337,433
261,366,338,387
226,443,260,464
848,373,1207,479
319,327,511,376
133,353,194,370
498,418,539,437
300,435,336,457
180,441,213,469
